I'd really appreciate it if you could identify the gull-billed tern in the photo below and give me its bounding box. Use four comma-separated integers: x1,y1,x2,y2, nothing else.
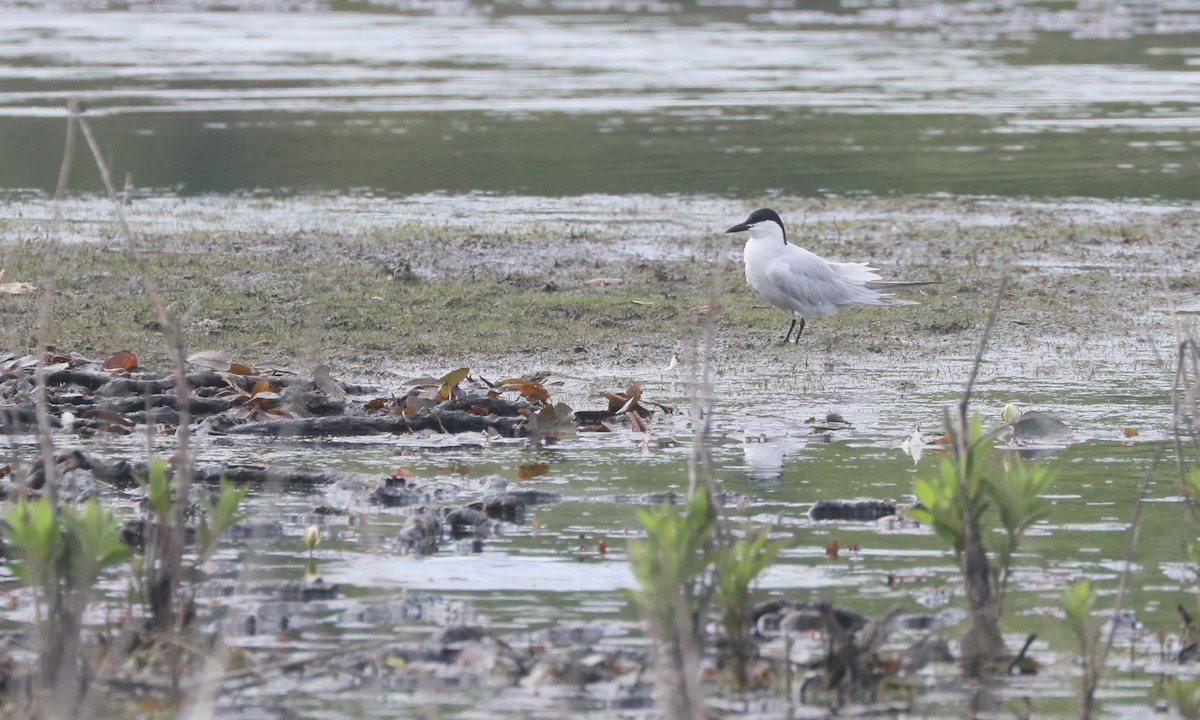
725,208,928,343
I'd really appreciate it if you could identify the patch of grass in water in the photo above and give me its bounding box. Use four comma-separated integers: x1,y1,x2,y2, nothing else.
1,238,722,370
1,197,1193,378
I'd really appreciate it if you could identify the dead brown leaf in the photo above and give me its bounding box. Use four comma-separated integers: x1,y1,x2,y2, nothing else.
250,379,272,395
436,367,470,402
499,378,550,404
600,389,651,418
517,382,550,403
102,350,138,371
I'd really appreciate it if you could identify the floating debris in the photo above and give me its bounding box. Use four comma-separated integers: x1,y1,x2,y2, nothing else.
809,498,898,522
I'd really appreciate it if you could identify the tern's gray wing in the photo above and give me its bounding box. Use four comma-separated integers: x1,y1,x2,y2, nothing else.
763,252,900,317
762,252,860,317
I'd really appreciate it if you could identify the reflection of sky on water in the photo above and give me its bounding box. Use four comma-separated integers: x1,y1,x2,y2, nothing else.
742,436,789,483
0,11,1197,121
2,10,1198,197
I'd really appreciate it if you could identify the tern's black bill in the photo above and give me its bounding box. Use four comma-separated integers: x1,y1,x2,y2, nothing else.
724,222,750,233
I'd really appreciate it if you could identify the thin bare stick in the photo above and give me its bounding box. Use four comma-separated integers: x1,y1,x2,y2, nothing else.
951,274,1009,492
29,108,87,505
30,290,60,508
952,274,1010,483
74,112,135,240
1161,275,1199,463
74,105,194,635
1172,341,1197,492
959,275,1009,423
697,249,724,519
1160,273,1184,352
690,228,725,501
54,112,77,201
950,275,1010,676
1077,439,1162,720
24,94,78,720
73,109,191,456
1098,445,1157,666
1090,303,1194,713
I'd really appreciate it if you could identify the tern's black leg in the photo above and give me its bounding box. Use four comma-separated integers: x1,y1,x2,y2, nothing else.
782,319,797,344
783,318,806,343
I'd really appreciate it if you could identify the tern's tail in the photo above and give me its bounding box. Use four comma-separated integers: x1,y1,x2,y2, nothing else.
864,280,938,291
878,296,920,306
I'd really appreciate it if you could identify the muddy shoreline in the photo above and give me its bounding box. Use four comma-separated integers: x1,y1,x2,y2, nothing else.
2,194,1195,381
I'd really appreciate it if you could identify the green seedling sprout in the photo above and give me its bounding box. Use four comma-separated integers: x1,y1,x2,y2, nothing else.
713,525,782,692
3,496,133,702
907,413,1055,674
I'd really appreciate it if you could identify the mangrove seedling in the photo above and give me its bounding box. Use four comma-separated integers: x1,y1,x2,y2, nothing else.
137,457,184,630
908,414,1055,674
713,524,781,692
627,490,717,720
197,477,250,564
1167,676,1200,720
136,458,248,631
4,496,133,704
1062,579,1102,719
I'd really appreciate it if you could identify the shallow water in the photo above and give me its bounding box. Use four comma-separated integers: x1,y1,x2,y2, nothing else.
1,330,1186,717
0,1,1198,199
215,348,1192,718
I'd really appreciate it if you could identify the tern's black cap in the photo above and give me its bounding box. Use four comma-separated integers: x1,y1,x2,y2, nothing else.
725,208,786,242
